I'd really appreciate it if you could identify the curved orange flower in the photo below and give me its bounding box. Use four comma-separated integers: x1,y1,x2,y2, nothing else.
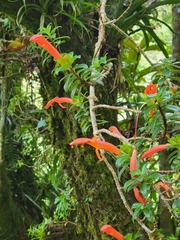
101,225,124,240
144,83,157,94
141,144,167,159
157,182,170,198
109,126,122,136
44,97,74,109
70,136,121,161
30,34,61,60
133,187,147,204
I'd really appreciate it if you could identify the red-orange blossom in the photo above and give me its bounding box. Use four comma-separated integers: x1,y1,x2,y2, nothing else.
44,97,74,109
144,82,157,94
70,136,121,161
30,34,61,60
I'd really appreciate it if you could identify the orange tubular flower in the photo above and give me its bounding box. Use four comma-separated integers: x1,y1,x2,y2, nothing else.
44,97,74,109
133,187,147,204
141,144,167,159
144,82,157,94
130,148,137,175
70,136,121,161
30,34,61,60
101,225,124,240
157,182,170,198
109,126,122,136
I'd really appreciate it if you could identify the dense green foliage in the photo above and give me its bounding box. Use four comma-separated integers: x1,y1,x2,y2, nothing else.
0,1,180,239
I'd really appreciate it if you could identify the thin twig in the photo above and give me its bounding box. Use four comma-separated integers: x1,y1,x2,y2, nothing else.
93,104,141,113
93,0,107,58
113,0,132,24
128,136,153,142
89,0,107,135
95,128,130,145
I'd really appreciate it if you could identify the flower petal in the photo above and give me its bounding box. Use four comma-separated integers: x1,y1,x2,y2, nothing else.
95,148,102,161
101,225,124,240
141,144,167,159
30,34,61,60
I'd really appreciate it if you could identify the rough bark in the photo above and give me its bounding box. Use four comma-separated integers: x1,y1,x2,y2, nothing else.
159,150,175,237
172,4,180,63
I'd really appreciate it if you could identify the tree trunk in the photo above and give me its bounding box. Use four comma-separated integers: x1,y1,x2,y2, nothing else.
159,150,175,237
37,56,149,239
172,4,180,63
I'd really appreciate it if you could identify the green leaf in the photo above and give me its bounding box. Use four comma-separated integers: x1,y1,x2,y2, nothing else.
57,52,80,70
130,169,142,177
118,165,129,180
125,233,133,240
116,154,129,168
131,202,144,222
162,68,171,77
91,79,104,85
168,135,180,149
166,105,180,112
64,74,75,92
141,17,168,58
70,80,80,99
144,173,161,181
140,182,150,196
124,179,137,192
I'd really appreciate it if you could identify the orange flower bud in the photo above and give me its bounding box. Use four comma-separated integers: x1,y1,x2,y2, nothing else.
172,87,177,93
130,148,137,175
141,144,167,159
109,126,122,136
